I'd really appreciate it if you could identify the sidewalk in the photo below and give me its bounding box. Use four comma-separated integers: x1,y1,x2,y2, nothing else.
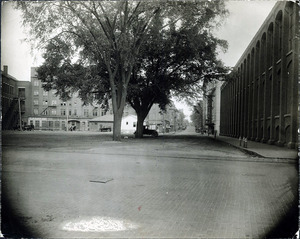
215,135,298,160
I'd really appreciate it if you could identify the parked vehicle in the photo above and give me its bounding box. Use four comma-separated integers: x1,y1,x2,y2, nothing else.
23,124,34,131
134,126,158,137
14,124,34,131
100,127,112,132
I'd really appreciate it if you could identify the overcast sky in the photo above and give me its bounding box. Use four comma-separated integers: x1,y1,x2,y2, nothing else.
1,1,277,117
215,0,277,67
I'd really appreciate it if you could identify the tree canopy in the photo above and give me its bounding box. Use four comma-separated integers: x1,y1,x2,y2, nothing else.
127,3,229,137
16,1,229,140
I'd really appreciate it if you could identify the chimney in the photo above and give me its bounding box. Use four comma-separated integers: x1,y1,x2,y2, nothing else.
3,65,8,75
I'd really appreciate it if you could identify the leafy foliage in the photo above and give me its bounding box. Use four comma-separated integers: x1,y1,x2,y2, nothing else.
17,1,166,140
125,1,229,137
37,40,110,105
16,1,229,139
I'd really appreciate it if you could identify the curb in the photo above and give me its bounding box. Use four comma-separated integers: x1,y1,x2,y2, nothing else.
213,137,298,163
213,137,265,158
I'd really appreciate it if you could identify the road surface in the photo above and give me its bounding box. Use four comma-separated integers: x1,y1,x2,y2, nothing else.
2,127,298,238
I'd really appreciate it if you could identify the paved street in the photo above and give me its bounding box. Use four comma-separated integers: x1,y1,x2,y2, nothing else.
2,127,298,238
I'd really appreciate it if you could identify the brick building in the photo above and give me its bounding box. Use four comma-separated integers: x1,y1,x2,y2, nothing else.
2,66,31,130
28,67,108,131
220,2,299,148
145,103,185,133
3,67,184,132
202,79,222,135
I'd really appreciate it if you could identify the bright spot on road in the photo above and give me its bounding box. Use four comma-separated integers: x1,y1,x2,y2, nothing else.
62,217,138,232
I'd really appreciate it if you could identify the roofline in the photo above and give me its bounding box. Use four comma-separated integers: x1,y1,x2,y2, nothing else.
2,70,19,82
234,1,284,68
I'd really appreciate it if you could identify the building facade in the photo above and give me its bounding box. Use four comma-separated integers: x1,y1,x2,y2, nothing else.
2,66,31,130
145,103,185,133
28,67,106,131
220,2,299,148
202,79,222,135
3,67,185,132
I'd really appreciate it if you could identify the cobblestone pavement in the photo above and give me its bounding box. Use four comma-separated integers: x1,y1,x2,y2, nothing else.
2,129,298,238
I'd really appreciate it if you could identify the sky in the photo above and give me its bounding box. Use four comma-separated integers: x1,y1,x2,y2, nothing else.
1,1,277,119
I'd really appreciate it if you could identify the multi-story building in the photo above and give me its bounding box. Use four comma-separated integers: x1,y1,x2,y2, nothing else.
191,100,204,132
2,65,31,130
146,103,184,133
220,2,298,148
28,67,106,131
2,66,185,132
202,79,222,135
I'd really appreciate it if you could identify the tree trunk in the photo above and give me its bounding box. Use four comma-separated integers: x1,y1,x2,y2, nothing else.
110,73,128,141
135,110,148,138
113,110,123,141
111,86,127,141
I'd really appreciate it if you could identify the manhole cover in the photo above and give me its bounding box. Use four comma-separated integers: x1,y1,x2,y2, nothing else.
89,178,113,183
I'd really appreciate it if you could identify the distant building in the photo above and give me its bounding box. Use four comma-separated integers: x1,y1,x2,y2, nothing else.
89,114,113,132
192,100,204,133
121,115,137,134
2,66,185,132
146,103,183,133
89,114,138,134
146,104,162,130
202,79,222,135
2,65,31,130
220,2,299,148
28,67,106,131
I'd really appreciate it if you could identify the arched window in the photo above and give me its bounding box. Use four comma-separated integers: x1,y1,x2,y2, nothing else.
251,48,255,77
285,61,293,114
247,54,251,86
274,69,281,116
275,11,283,60
285,2,294,52
260,33,267,73
266,74,272,117
237,66,242,91
267,23,274,67
243,59,247,91
259,78,265,119
255,41,260,78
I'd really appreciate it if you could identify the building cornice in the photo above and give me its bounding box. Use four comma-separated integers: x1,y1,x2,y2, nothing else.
234,1,287,68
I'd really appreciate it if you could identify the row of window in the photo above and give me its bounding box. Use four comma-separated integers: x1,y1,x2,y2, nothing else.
34,90,49,96
33,108,99,117
33,99,57,106
32,80,107,117
33,97,79,107
30,119,66,129
2,82,15,95
34,80,56,91
60,102,77,106
2,84,27,98
33,90,58,96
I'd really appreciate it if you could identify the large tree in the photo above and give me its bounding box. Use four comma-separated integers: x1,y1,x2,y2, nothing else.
127,1,229,137
16,1,228,140
16,1,164,140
